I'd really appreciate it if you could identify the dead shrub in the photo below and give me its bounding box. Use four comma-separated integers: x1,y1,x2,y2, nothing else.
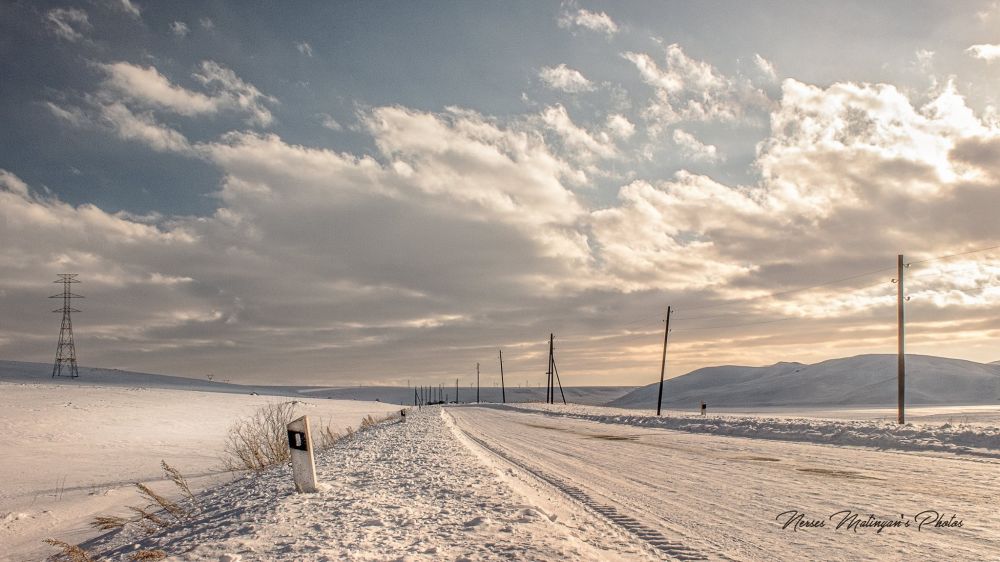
221,401,299,472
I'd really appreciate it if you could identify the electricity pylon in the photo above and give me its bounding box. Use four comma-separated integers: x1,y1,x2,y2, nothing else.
50,274,83,378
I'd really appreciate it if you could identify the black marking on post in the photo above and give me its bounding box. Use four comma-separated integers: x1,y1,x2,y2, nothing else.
287,430,308,451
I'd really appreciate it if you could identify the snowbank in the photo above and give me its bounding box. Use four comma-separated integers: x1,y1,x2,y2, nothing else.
491,403,1000,459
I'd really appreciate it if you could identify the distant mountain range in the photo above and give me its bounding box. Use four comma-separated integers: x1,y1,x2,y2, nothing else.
610,354,1000,409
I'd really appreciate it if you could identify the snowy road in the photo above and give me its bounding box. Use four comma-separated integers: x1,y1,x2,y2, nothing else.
448,406,1000,561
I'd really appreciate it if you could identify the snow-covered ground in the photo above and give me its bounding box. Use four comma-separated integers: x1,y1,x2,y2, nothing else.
0,381,399,562
72,403,1000,561
447,406,1000,560
496,403,1000,458
7,360,999,561
84,407,655,561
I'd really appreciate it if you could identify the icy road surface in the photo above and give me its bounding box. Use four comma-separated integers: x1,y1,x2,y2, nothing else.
448,406,1000,561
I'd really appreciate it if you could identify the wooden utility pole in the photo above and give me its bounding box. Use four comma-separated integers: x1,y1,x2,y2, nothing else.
546,334,554,404
898,254,905,425
455,378,459,404
499,349,506,404
657,306,672,417
476,362,480,403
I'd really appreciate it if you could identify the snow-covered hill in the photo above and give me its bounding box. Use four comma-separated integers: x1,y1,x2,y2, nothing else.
610,354,1000,409
0,360,344,399
0,360,633,406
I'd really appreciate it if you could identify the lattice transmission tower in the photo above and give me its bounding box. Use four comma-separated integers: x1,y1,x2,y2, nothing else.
50,274,83,378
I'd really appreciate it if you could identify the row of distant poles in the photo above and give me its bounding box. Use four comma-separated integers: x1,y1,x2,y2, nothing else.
51,274,82,378
414,334,568,407
50,253,912,423
654,254,912,424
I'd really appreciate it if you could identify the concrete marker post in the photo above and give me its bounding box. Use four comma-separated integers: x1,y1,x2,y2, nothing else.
286,415,318,493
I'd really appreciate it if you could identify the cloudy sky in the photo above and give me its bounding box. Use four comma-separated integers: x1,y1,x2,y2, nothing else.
3,0,1000,386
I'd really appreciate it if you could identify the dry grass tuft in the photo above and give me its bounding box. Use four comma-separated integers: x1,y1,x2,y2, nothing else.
91,514,130,530
129,549,167,561
42,538,93,562
161,460,196,503
359,414,379,430
360,411,401,430
126,505,170,530
90,461,197,535
317,422,345,450
136,483,186,522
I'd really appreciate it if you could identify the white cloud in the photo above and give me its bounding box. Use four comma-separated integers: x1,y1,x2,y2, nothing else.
0,170,30,198
558,6,619,35
101,62,218,116
199,17,214,30
753,53,777,80
99,61,277,127
539,104,618,166
45,102,88,127
28,67,1000,381
318,113,342,130
977,2,998,22
97,102,193,154
296,42,314,57
193,61,278,127
538,64,595,93
966,44,1000,61
605,114,635,139
672,128,722,162
46,99,192,155
624,43,770,130
112,0,141,18
45,8,91,42
170,21,190,37
590,176,757,291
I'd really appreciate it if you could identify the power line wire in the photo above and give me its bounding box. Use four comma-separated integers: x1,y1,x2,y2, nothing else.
909,243,1000,266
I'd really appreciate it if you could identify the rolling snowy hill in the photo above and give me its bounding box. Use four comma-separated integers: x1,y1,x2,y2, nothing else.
610,354,1000,409
0,360,633,406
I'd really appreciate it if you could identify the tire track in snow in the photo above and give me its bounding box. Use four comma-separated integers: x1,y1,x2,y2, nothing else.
451,415,709,561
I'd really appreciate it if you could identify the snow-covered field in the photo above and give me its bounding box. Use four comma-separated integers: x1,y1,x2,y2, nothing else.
0,381,399,561
5,365,999,561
